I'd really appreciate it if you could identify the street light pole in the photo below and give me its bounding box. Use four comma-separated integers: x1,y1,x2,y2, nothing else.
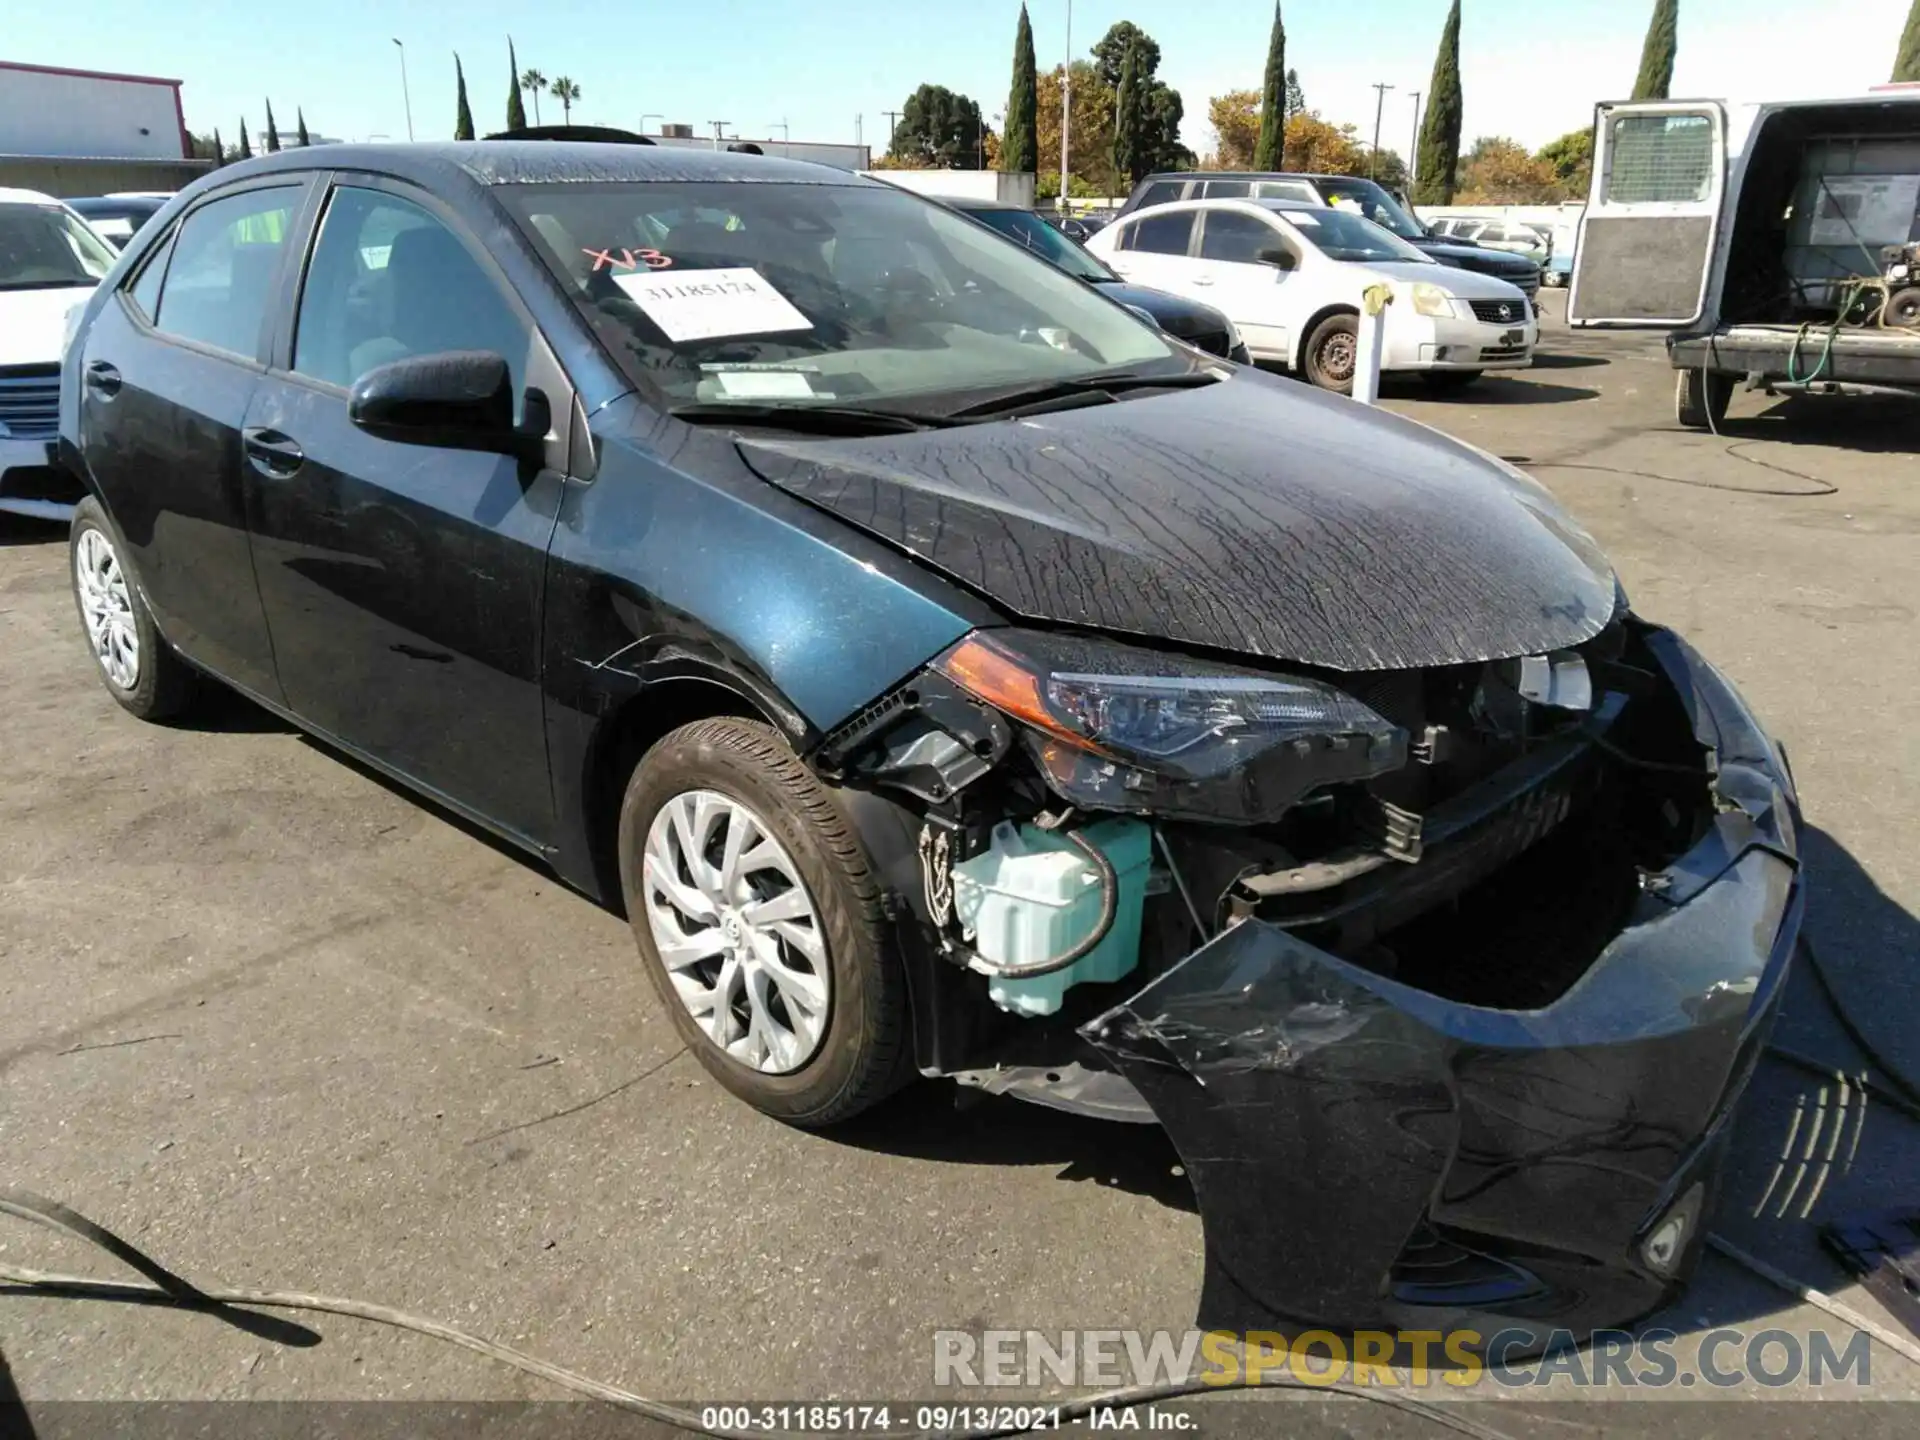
1059,0,1072,208
1370,82,1393,180
639,112,664,135
391,38,413,141
1408,91,1422,191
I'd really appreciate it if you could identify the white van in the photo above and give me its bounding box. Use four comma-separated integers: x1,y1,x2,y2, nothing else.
1569,91,1920,428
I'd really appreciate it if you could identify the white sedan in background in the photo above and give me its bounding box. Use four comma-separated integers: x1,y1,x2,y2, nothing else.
1085,198,1537,395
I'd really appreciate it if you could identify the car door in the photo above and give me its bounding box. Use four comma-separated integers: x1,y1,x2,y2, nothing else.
1192,208,1298,358
240,177,571,846
1570,102,1727,326
1103,208,1202,297
76,178,310,700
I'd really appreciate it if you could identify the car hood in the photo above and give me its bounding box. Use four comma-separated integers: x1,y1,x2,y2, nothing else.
734,371,1617,672
1411,238,1539,274
0,285,93,367
1089,279,1231,338
1355,260,1538,300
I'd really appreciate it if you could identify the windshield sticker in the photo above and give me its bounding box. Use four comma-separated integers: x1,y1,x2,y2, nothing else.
583,246,674,272
613,267,812,343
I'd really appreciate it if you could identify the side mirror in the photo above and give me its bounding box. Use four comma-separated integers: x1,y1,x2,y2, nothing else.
1255,246,1296,273
348,350,546,459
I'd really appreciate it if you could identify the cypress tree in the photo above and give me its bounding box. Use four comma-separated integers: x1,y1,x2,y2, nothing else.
1413,0,1462,205
1002,5,1038,173
1111,42,1142,186
265,100,280,153
1893,0,1920,82
296,110,310,146
507,38,528,129
211,127,224,168
454,55,476,140
1254,4,1286,170
1632,0,1679,101
237,119,252,160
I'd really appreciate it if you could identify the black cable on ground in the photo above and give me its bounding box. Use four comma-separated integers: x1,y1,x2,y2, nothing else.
0,1188,1518,1440
1526,439,1839,498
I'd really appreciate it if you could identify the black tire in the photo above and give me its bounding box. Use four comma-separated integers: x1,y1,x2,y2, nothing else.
617,717,909,1127
1675,368,1735,430
1886,286,1920,329
68,496,196,721
1302,313,1360,394
1419,369,1484,393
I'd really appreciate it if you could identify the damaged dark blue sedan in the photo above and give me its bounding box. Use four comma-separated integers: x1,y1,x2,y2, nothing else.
59,143,1801,1346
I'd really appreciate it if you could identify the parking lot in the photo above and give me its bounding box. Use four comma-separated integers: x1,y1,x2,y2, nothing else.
5,294,1920,1428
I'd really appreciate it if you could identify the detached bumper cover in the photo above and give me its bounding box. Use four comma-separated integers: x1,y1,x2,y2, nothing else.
1082,627,1801,1338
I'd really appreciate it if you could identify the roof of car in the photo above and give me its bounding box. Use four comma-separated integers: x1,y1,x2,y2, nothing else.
1141,171,1372,184
204,142,873,191
0,186,63,206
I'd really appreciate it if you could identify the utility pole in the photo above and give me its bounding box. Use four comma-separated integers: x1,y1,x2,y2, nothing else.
391,38,413,141
771,119,790,157
1407,91,1422,191
707,120,732,149
1060,0,1072,208
855,113,862,148
883,109,901,152
1370,82,1394,179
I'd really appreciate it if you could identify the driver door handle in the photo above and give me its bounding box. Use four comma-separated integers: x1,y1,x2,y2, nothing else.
243,427,304,478
84,361,121,397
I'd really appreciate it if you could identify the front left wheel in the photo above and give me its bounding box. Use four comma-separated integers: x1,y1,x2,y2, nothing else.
69,496,196,721
617,717,909,1127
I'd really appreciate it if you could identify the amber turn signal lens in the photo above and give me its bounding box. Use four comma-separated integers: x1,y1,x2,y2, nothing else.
933,634,1107,755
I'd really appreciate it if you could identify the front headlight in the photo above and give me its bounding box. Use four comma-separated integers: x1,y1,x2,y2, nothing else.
933,630,1405,824
1409,282,1458,318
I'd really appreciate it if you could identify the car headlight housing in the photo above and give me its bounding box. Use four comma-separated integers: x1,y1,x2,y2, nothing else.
933,630,1405,824
1409,282,1457,318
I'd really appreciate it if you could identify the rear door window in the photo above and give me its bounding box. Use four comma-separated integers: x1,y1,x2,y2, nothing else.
1133,181,1184,211
1604,113,1715,204
1129,210,1196,256
1201,180,1251,199
1198,210,1279,264
152,186,300,358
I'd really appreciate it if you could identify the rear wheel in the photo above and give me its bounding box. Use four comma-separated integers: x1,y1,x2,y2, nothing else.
1675,368,1735,430
1303,314,1360,394
617,717,908,1126
1419,369,1484,393
1886,286,1920,329
68,496,196,721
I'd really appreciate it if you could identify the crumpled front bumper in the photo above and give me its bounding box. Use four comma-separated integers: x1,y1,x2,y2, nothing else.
1081,626,1801,1343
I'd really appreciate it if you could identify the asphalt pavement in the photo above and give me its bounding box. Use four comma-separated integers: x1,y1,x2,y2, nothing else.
4,293,1920,1432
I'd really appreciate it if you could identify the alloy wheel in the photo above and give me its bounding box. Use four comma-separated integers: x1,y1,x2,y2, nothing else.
641,789,830,1074
1318,331,1357,385
74,527,139,690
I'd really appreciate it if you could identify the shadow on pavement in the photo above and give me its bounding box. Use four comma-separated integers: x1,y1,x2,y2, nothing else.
0,516,66,549
1729,394,1920,454
1524,352,1612,371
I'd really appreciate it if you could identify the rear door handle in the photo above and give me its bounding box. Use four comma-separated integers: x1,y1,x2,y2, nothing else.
243,427,304,477
84,361,121,396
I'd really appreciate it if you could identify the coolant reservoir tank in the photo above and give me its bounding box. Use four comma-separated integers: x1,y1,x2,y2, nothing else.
950,818,1153,1017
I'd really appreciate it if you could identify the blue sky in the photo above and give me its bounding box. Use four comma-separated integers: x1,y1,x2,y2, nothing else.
8,0,1913,158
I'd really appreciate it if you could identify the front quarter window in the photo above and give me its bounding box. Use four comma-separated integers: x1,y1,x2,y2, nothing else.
503,180,1174,409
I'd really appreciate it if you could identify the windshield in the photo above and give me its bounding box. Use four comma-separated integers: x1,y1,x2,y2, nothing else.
1276,207,1432,265
502,181,1173,408
961,207,1113,283
1311,177,1428,241
0,203,117,291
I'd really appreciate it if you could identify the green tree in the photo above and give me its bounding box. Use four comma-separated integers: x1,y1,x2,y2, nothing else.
1537,126,1593,194
888,83,986,168
1111,41,1147,185
1413,0,1463,205
1092,22,1159,89
507,39,527,129
1632,0,1679,100
191,129,225,167
1208,90,1260,169
549,76,581,123
237,119,252,160
520,66,546,124
1458,136,1564,202
1142,83,1192,174
1003,4,1038,172
296,109,310,146
1285,67,1306,119
1254,4,1287,169
455,55,477,140
265,100,280,153
1894,0,1920,81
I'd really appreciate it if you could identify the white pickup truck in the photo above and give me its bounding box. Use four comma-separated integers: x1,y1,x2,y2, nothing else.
1569,89,1920,428
1,187,115,520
